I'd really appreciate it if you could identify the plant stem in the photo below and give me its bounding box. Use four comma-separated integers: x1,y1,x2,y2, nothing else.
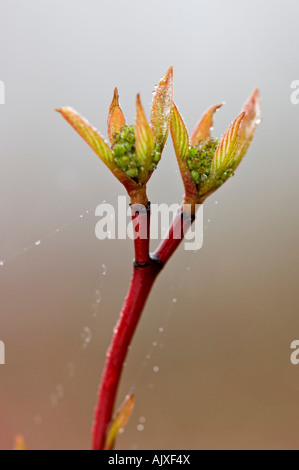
92,204,195,450
92,261,161,451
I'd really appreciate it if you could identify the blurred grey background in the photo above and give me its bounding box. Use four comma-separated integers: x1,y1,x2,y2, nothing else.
0,0,299,450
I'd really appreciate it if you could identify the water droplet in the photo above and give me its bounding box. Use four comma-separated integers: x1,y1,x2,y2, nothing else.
210,126,214,131
35,240,41,246
0,261,4,267
102,264,107,275
139,416,146,423
172,298,178,304
56,228,60,233
186,266,191,271
159,327,164,333
214,201,218,205
86,210,89,214
146,354,151,360
81,326,92,348
208,219,211,223
256,118,262,125
92,304,98,317
137,424,144,432
50,393,58,407
119,428,125,434
56,384,64,399
67,362,75,379
152,341,158,347
80,214,83,219
153,366,159,373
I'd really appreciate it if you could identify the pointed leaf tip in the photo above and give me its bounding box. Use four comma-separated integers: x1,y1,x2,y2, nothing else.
107,87,126,144
135,94,154,181
233,88,261,168
57,107,139,194
190,104,223,146
150,67,173,149
57,107,114,167
104,395,135,450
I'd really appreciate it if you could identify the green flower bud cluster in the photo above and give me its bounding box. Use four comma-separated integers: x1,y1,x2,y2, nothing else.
113,126,162,180
187,138,219,186
188,138,235,190
112,126,140,180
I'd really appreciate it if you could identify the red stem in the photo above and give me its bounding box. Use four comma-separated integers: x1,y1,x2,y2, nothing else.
154,206,194,265
92,204,194,450
131,202,151,265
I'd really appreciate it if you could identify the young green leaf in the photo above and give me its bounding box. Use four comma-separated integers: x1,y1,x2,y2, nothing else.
209,112,245,180
56,107,138,194
135,94,155,182
107,88,126,144
150,66,173,150
170,104,197,201
56,107,114,167
104,395,135,450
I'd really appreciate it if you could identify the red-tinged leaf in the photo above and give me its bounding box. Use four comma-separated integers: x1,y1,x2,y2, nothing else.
233,89,261,169
56,107,138,193
14,435,26,450
104,395,135,450
170,104,197,200
202,112,245,195
150,67,173,149
211,112,245,175
56,107,114,165
170,103,189,159
135,94,155,182
190,104,223,146
107,88,126,144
